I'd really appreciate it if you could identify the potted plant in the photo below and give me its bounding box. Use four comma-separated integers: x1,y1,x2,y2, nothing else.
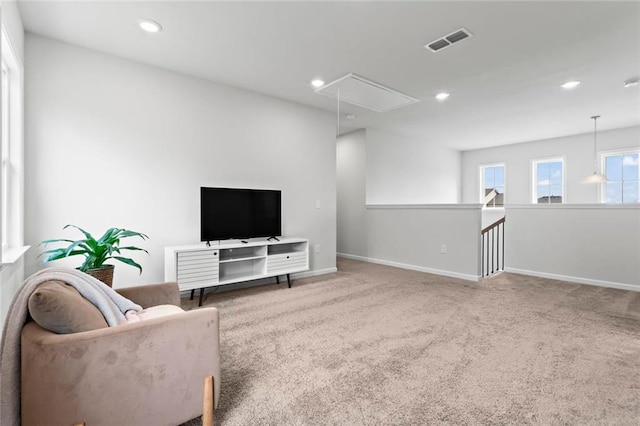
40,225,149,287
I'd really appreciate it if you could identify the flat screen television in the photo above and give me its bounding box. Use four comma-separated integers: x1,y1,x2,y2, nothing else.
200,187,282,242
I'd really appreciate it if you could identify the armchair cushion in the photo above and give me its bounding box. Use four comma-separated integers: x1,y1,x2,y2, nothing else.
126,304,184,323
27,280,108,334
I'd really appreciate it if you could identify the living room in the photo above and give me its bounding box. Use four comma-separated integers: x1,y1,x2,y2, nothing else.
0,1,639,424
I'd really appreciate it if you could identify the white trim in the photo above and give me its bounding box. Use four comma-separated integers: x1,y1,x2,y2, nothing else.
0,26,23,72
506,203,639,210
504,267,640,292
292,267,337,279
0,23,25,257
337,252,481,282
599,147,640,157
0,245,28,266
366,203,483,210
1,60,9,250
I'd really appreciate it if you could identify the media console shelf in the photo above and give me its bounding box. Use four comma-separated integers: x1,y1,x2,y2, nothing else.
165,237,309,306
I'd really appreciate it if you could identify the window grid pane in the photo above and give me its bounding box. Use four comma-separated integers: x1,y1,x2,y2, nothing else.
605,152,640,204
622,154,639,180
534,159,563,204
482,165,505,207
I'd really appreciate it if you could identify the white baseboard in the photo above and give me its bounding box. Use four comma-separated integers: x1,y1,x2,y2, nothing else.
293,267,338,279
337,253,481,282
504,267,640,292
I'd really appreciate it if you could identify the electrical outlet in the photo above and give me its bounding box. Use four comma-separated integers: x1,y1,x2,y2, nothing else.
315,244,321,253
315,200,321,209
441,244,447,254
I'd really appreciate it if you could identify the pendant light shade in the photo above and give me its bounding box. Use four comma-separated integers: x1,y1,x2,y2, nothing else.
581,115,608,184
581,172,608,184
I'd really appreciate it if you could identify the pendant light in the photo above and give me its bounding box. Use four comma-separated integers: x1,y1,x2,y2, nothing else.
581,115,607,184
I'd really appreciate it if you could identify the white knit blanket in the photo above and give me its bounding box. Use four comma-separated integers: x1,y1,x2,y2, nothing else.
0,267,142,425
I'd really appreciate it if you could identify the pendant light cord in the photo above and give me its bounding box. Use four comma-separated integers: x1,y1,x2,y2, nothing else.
337,89,340,137
591,115,600,173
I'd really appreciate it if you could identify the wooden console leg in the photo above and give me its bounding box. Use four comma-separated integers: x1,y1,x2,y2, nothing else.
199,288,205,306
203,375,215,426
287,274,291,288
190,289,195,300
276,276,280,284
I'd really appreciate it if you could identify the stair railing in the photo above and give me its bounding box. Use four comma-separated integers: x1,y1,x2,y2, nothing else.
481,216,505,277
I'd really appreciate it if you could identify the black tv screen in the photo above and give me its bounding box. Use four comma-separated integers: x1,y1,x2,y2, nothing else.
200,187,282,241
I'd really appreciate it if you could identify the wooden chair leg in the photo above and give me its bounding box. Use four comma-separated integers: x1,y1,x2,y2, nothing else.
203,375,215,426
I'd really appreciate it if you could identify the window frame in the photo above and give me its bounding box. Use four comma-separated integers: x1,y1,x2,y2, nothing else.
601,148,640,204
531,156,565,204
1,23,25,262
479,162,506,209
2,60,9,250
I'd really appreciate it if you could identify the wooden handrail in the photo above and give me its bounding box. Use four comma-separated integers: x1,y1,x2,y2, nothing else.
481,216,506,234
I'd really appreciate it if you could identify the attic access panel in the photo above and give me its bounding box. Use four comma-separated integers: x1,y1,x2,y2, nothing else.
315,73,420,113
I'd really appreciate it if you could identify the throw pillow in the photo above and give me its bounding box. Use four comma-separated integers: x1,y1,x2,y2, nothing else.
28,280,108,334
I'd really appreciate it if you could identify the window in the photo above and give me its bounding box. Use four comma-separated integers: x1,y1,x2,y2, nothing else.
533,158,564,204
603,151,640,203
481,164,505,208
1,61,9,249
1,24,24,261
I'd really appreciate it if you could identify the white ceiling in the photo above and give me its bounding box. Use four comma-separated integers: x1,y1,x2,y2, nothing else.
17,0,640,150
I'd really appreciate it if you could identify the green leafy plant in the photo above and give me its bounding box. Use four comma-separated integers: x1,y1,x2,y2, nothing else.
40,225,149,274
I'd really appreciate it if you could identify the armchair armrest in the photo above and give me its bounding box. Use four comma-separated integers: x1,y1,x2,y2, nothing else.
21,307,220,426
116,281,180,308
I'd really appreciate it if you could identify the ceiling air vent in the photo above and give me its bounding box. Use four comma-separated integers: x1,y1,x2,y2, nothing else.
425,28,473,53
428,39,450,52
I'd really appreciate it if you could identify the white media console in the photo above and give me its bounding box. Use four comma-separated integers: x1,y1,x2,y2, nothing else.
165,237,309,305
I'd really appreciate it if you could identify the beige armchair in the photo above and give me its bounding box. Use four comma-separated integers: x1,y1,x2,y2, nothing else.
19,281,220,426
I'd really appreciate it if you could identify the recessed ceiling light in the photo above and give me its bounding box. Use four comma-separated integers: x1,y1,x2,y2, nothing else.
345,113,356,120
624,79,639,88
311,79,325,88
435,92,450,101
138,19,162,33
561,80,581,89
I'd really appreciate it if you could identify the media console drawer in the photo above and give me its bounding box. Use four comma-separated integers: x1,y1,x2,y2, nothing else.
267,252,307,273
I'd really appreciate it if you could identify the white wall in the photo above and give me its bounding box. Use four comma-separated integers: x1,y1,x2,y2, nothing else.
462,126,640,205
337,130,481,280
1,1,26,327
358,205,482,280
505,205,640,289
25,35,337,287
336,130,368,256
481,209,505,229
366,129,461,204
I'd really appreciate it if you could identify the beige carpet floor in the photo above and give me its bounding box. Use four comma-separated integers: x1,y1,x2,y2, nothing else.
182,258,640,425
